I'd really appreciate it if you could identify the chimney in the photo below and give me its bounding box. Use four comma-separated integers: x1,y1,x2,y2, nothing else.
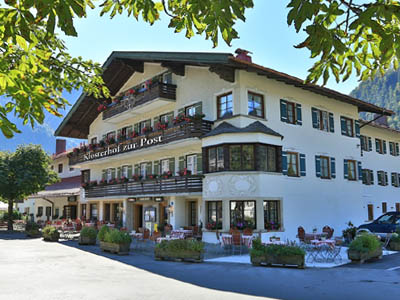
55,139,66,155
373,114,389,127
235,48,252,63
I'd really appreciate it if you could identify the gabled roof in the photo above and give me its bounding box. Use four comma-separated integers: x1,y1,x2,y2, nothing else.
203,121,283,138
55,51,394,139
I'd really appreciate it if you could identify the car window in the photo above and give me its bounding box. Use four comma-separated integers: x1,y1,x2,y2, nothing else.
394,216,400,225
376,214,394,224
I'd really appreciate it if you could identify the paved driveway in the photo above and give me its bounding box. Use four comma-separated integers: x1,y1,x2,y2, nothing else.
1,233,399,300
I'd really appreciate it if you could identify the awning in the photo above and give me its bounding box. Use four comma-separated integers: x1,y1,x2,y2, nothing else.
28,188,80,199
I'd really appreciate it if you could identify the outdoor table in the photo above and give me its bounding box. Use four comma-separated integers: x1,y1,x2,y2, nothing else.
171,229,192,238
311,239,336,249
305,232,328,242
221,234,233,247
84,222,95,227
308,239,337,262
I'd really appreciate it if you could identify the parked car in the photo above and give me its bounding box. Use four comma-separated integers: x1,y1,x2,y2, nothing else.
357,212,400,238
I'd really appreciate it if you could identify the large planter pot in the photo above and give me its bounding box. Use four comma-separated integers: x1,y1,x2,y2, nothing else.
79,235,97,245
154,248,203,263
348,247,383,263
388,241,400,251
250,255,264,266
266,254,305,269
100,241,130,255
43,234,59,242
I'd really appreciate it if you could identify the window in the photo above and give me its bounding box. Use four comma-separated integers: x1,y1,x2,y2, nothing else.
208,146,224,172
389,142,399,156
367,204,374,221
122,165,129,178
340,117,359,137
286,152,299,177
320,156,330,179
162,72,172,84
375,139,386,154
229,145,254,171
161,159,169,173
90,204,98,220
264,200,281,231
54,208,59,219
362,169,374,185
257,145,279,172
90,137,97,145
104,203,111,222
392,173,400,187
186,155,197,175
37,206,43,217
139,119,151,134
140,163,148,177
382,202,387,214
189,201,197,226
360,135,372,152
230,201,256,230
106,131,116,140
159,112,174,126
248,92,264,118
217,93,233,119
107,168,115,181
207,201,222,229
347,160,357,180
377,171,388,186
312,108,334,132
58,163,63,173
82,169,90,184
45,207,52,217
280,99,302,125
69,167,74,172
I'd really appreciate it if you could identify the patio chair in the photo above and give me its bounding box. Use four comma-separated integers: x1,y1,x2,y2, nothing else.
323,226,334,239
231,229,242,255
150,231,161,242
243,227,253,236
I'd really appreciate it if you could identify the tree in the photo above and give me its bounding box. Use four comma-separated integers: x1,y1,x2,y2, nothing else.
0,145,58,230
1,1,399,139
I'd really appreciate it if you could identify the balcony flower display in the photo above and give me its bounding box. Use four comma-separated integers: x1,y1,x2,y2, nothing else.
120,176,129,183
206,222,222,230
173,114,191,125
162,171,173,179
188,113,205,121
141,126,153,135
178,168,192,176
117,134,128,143
88,143,97,151
105,137,116,145
265,221,280,231
99,179,107,186
132,174,143,181
130,131,139,138
155,121,168,130
108,178,118,185
147,174,158,180
97,104,107,112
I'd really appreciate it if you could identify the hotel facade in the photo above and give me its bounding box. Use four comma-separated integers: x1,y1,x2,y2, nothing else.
55,50,400,243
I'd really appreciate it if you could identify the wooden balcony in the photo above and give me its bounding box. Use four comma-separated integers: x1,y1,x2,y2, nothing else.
103,82,176,120
85,175,203,198
69,119,213,165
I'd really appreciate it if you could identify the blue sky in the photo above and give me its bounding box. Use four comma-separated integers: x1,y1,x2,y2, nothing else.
1,1,363,153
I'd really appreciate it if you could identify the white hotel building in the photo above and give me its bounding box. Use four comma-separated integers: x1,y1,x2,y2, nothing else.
55,50,400,243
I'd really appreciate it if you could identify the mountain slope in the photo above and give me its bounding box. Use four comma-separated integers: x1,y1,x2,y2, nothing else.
350,69,400,129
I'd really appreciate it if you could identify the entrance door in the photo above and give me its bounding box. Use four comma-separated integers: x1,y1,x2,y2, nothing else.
134,205,143,231
188,201,197,226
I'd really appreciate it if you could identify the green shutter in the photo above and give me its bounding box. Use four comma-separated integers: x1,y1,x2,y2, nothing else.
329,113,334,133
154,160,160,175
117,167,121,179
377,171,382,185
169,158,175,175
282,151,287,175
134,123,139,134
396,143,400,156
383,140,387,154
146,162,152,176
330,157,336,178
385,172,388,186
195,102,203,115
153,116,159,127
280,100,287,122
111,168,116,179
127,165,133,178
368,137,372,151
392,173,396,187
117,129,121,141
178,156,185,172
102,170,106,180
299,154,306,176
197,153,203,174
355,120,360,138
167,112,174,126
360,136,365,151
370,170,374,185
134,164,140,175
357,161,362,181
178,108,185,116
315,156,321,177
311,108,319,129
340,117,346,135
344,160,348,179
295,103,302,125
376,139,380,153
390,142,394,156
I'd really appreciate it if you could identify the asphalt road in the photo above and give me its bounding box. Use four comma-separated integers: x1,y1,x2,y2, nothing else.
1,233,399,300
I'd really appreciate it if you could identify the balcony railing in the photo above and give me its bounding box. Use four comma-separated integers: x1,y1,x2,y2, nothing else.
84,175,203,198
103,82,177,120
69,119,213,165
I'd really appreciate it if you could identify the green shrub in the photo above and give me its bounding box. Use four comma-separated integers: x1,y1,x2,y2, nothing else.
25,221,39,231
349,233,381,253
97,225,110,242
80,226,97,240
1,210,22,221
250,239,305,257
156,239,204,253
390,232,400,243
104,229,132,244
42,226,60,240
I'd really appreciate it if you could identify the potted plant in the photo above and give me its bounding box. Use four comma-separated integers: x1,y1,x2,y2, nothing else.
347,233,382,263
42,226,60,242
388,232,400,251
25,221,41,238
98,226,132,255
178,168,192,177
250,239,305,268
79,226,97,245
147,174,157,180
132,174,142,181
162,171,173,179
342,221,357,243
155,239,204,262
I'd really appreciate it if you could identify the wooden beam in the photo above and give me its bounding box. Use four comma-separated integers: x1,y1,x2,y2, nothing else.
209,65,235,83
161,62,185,76
118,59,144,73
